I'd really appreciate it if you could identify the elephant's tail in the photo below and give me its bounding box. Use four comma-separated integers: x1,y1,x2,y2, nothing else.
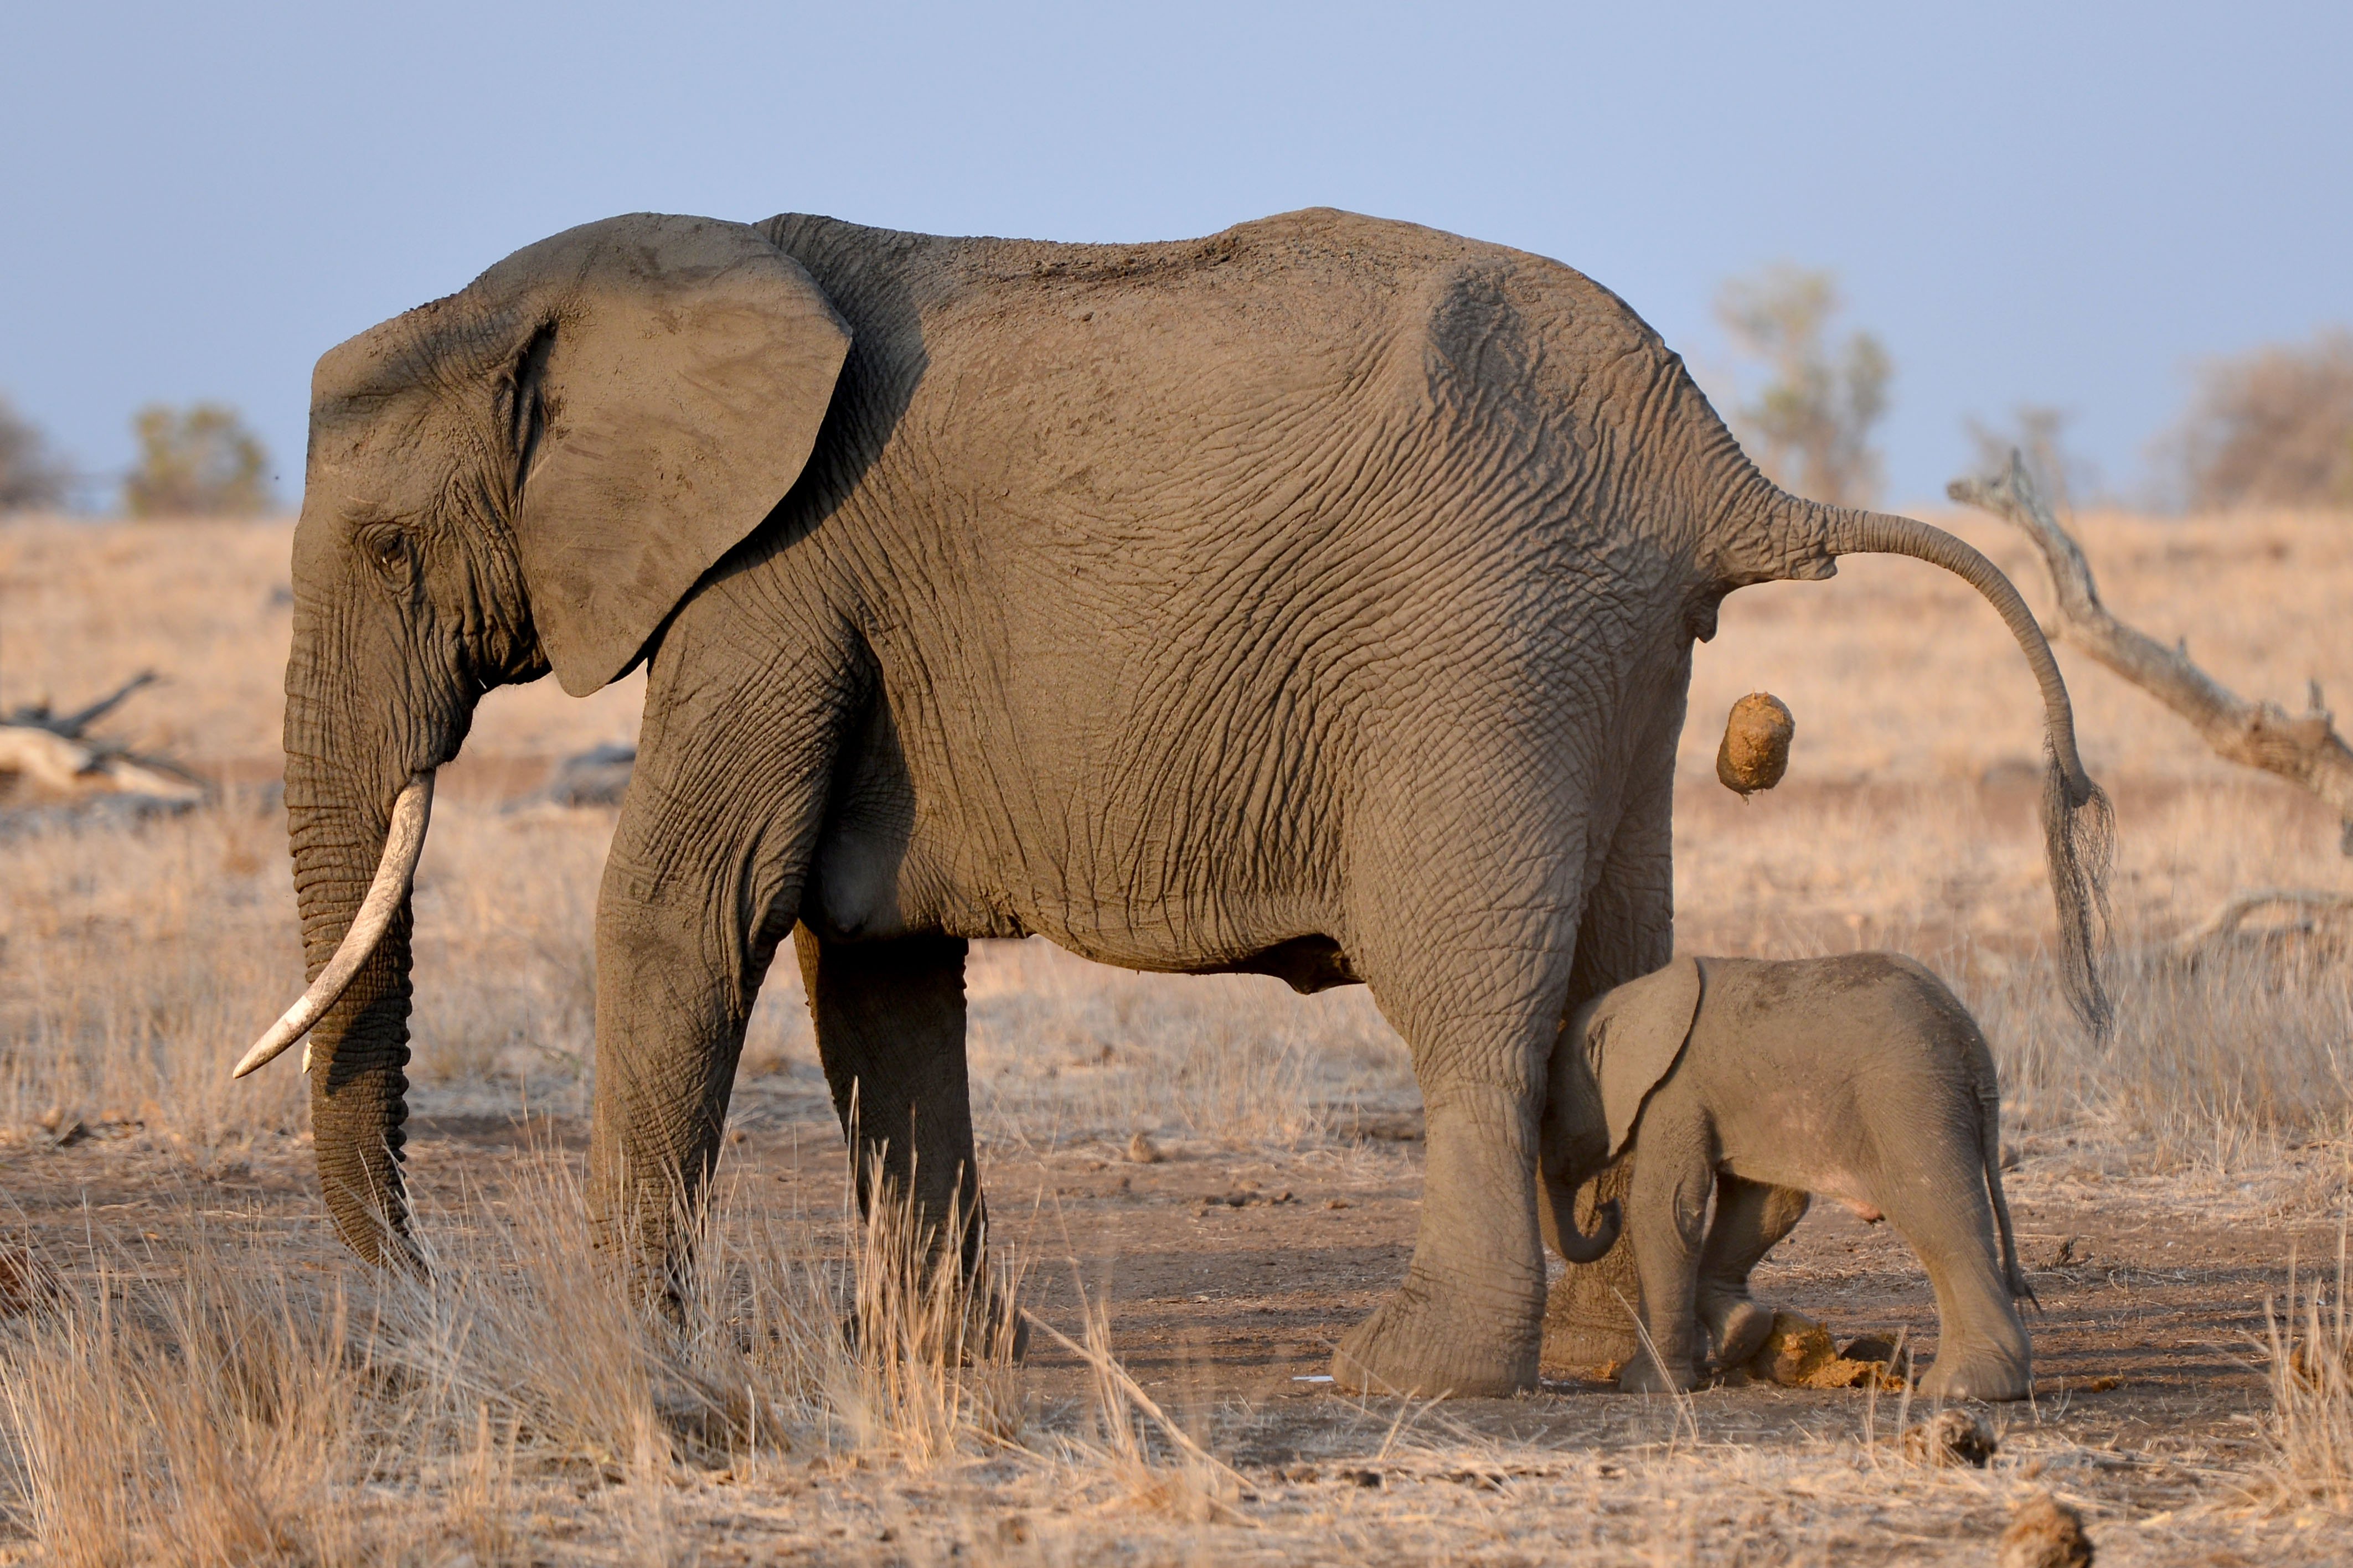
1978,1086,2037,1311
1823,509,2114,1042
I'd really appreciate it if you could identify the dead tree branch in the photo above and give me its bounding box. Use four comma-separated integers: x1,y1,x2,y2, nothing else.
2,670,158,739
1949,453,2353,855
2174,888,2353,953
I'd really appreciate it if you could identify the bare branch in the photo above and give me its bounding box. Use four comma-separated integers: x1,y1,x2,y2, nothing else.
1,670,158,739
1949,453,2353,855
2174,888,2353,953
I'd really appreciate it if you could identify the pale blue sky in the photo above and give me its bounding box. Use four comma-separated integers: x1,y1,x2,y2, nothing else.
3,1,2345,511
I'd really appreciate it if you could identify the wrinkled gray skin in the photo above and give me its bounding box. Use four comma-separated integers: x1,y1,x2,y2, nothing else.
278,208,2106,1399
1541,954,2035,1400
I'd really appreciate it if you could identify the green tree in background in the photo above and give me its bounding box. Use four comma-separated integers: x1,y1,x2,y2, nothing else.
1715,264,1891,508
0,393,71,513
123,402,273,518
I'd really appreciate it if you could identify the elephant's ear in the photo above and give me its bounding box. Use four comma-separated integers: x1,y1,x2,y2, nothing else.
1587,957,1706,1159
479,214,852,695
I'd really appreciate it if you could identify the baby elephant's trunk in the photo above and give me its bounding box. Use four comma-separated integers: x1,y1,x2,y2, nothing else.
1539,1179,1622,1264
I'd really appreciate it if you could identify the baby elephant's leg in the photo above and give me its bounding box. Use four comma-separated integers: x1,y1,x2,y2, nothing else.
1696,1177,1811,1369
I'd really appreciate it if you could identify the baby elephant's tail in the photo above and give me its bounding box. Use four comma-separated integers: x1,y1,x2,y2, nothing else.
1979,1088,2039,1311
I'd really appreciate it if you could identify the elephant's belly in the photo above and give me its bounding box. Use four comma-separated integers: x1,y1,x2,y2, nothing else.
809,815,1353,985
1722,1156,1884,1220
1717,1098,1882,1213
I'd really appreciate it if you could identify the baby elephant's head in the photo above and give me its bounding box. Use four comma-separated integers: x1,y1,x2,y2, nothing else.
1539,960,1709,1264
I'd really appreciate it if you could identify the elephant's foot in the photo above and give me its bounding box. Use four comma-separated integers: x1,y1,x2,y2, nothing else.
1616,1343,1702,1394
1703,1297,1777,1370
1332,1280,1538,1398
1916,1343,2030,1403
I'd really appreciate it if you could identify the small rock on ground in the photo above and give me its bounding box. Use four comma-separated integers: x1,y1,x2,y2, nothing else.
1997,1491,2093,1567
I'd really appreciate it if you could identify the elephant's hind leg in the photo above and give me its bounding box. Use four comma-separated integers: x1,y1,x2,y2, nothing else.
1695,1176,1810,1370
1878,1176,2033,1402
798,926,1016,1354
1329,873,1583,1396
1328,1006,1559,1398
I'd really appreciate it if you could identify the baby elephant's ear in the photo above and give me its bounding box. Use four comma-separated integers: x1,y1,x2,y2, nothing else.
1588,957,1705,1158
477,213,852,695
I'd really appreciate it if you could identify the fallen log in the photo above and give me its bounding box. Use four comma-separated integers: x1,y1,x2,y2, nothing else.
0,673,205,808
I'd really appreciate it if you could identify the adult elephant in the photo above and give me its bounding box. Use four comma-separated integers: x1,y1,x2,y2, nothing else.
238,208,2109,1398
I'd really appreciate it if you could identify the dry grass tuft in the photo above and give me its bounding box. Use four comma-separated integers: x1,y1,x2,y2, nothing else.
2261,1220,2353,1513
0,1163,1050,1563
823,1157,1028,1467
0,1233,370,1566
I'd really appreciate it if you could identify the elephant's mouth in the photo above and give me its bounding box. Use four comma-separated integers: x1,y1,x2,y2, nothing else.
234,770,437,1078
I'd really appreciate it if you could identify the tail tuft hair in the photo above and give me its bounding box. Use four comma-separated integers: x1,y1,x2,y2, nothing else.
2041,742,2115,1043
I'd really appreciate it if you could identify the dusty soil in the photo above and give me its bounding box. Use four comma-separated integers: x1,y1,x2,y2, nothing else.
6,1068,2345,1565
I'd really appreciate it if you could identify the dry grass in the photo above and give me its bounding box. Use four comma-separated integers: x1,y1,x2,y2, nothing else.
2261,1223,2353,1512
0,1156,1056,1566
4,511,2352,1559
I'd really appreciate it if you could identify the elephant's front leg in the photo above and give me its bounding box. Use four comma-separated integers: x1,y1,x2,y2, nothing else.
591,865,792,1301
1617,1100,1715,1393
586,641,847,1300
796,927,997,1295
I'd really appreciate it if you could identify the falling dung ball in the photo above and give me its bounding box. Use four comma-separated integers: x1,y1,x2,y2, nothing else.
1716,692,1794,796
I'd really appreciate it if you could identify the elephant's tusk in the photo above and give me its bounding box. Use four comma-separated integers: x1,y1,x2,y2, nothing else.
233,771,435,1079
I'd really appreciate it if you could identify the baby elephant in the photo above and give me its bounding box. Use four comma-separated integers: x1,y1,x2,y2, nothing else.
1539,953,2034,1400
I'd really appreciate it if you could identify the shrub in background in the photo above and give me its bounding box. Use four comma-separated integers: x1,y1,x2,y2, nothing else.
123,402,273,518
0,393,71,513
2169,328,2353,511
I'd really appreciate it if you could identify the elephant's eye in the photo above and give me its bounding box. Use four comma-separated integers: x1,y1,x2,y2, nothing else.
358,526,414,583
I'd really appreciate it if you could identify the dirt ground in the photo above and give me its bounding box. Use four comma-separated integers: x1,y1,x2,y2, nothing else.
2,981,2346,1564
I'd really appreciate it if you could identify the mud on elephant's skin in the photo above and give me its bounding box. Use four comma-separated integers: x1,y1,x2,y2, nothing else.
1540,953,2038,1401
242,207,2109,1399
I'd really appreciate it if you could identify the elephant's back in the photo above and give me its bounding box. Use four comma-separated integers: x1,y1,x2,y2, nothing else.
1704,954,1994,1134
761,206,1676,596
757,208,1666,419
765,205,1585,295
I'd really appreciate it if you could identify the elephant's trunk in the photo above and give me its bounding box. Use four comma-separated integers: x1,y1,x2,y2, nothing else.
275,720,436,1271
1541,1185,1623,1265
1813,504,2115,1037
1539,1007,1626,1263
